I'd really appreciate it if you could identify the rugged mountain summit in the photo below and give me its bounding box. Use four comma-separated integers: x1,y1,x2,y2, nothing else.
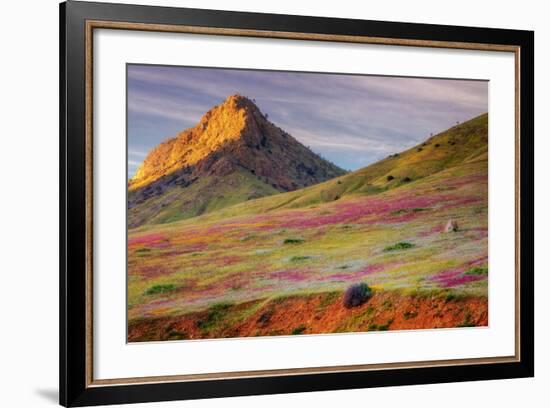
128,94,345,227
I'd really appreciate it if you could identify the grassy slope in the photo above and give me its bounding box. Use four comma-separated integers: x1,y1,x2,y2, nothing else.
194,113,488,222
128,169,279,226
127,113,489,339
128,164,488,315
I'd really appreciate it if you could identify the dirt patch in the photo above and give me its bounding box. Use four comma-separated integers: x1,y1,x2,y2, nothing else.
128,290,488,342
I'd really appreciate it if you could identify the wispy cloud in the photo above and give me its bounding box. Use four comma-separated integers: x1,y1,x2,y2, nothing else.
127,64,487,176
128,149,147,157
128,89,206,124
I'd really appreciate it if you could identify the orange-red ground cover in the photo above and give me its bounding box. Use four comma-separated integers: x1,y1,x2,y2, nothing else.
128,291,487,342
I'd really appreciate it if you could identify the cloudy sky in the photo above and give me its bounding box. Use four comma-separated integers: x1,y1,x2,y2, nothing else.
127,64,488,178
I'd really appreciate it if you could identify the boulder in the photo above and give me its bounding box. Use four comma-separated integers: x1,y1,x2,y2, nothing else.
445,220,459,232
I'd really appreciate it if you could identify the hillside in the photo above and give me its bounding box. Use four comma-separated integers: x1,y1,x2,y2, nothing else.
127,112,489,340
179,113,488,222
128,94,345,227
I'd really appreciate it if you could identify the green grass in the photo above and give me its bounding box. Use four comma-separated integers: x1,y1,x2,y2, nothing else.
384,241,415,252
368,319,393,331
291,325,306,335
144,284,177,295
378,319,394,331
196,302,234,332
289,255,312,262
465,266,488,276
166,330,188,340
283,238,304,244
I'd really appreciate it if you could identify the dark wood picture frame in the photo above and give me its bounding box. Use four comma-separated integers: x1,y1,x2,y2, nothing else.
60,1,534,406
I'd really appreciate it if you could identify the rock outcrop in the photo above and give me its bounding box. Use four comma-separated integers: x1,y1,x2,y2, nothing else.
128,94,346,226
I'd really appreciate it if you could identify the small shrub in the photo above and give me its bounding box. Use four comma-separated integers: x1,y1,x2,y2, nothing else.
384,241,414,252
209,302,233,313
290,255,312,262
257,310,273,324
283,238,304,244
435,143,440,148
402,177,412,183
465,266,488,276
444,293,456,303
368,323,379,331
417,147,423,152
144,284,177,295
291,325,306,335
403,310,418,320
343,282,372,308
135,247,151,253
196,302,233,331
387,175,395,181
166,330,188,340
457,311,475,328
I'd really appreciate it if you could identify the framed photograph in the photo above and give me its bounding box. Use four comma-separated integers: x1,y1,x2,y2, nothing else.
60,1,534,406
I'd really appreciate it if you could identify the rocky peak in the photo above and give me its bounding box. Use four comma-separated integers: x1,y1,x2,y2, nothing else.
129,94,345,194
